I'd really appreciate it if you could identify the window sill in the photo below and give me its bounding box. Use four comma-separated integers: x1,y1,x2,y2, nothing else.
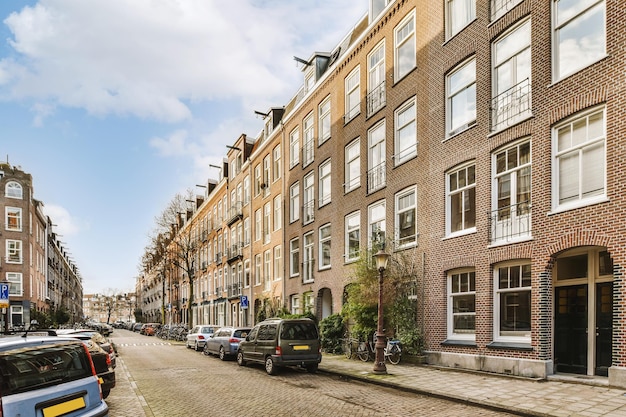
486,341,533,351
441,339,476,347
443,121,477,142
548,196,609,216
488,235,533,248
442,228,477,241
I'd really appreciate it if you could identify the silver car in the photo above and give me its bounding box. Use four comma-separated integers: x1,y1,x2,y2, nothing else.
185,324,220,351
203,327,251,360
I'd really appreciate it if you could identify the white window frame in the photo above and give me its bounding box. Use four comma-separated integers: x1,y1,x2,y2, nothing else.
303,172,315,225
254,254,262,286
368,200,386,247
289,128,300,168
345,138,361,193
263,202,271,244
319,159,331,207
243,175,250,205
552,106,606,212
6,240,22,264
345,66,361,123
273,145,281,182
303,112,315,167
367,40,386,117
446,0,476,39
244,259,251,288
345,211,361,263
319,223,331,270
368,121,386,193
446,162,476,237
319,96,331,144
264,250,271,291
243,217,250,246
273,245,282,281
5,181,23,199
254,164,262,197
493,262,532,343
394,97,417,166
446,57,476,137
289,182,300,223
6,207,22,231
263,155,271,196
254,209,262,242
491,0,523,21
447,269,476,340
395,186,417,249
394,10,416,81
290,295,300,315
553,0,606,82
6,272,23,296
273,195,282,231
303,232,314,284
290,237,300,277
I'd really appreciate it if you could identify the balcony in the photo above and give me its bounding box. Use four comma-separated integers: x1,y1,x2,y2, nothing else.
491,0,523,21
215,253,223,266
490,78,531,132
366,81,386,117
227,283,242,298
488,201,532,245
367,162,386,193
226,202,243,226
302,200,315,225
227,243,243,263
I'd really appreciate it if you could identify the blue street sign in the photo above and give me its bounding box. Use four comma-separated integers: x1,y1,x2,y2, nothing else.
240,295,248,309
0,284,8,300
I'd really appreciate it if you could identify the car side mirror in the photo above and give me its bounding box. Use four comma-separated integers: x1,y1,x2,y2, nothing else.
245,335,251,341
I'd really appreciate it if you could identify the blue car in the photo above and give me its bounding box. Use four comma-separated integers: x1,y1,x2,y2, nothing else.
203,327,251,360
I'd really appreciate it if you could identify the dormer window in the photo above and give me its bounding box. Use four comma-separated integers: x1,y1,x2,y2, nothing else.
370,0,392,23
304,68,315,94
6,181,23,199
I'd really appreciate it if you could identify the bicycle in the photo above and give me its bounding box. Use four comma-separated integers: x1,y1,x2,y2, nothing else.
342,332,360,359
356,334,402,364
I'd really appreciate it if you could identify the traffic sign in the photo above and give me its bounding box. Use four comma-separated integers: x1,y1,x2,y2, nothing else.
0,283,9,308
240,295,248,309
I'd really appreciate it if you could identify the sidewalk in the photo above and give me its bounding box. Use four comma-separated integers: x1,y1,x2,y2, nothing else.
319,354,626,417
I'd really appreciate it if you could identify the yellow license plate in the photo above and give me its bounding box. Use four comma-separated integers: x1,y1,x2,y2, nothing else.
43,397,86,417
293,345,310,351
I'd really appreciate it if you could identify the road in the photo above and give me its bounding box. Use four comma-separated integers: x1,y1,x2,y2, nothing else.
106,329,517,416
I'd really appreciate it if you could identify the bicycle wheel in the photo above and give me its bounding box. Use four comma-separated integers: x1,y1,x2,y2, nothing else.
388,350,401,365
343,339,353,359
357,342,369,362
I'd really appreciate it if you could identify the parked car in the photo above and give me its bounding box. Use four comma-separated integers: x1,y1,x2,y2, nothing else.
132,322,143,332
140,323,161,336
56,329,117,369
203,327,251,360
236,318,321,375
186,324,220,351
0,335,109,416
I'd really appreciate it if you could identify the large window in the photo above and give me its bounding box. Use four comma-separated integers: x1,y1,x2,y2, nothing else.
447,270,476,340
368,200,386,246
290,295,300,315
289,128,300,168
446,0,475,39
263,155,271,197
5,181,23,199
6,240,22,264
395,97,417,166
553,0,605,81
244,260,251,287
303,232,314,283
6,272,22,296
319,159,331,207
289,182,300,223
319,224,331,270
395,187,417,248
263,203,271,244
254,209,262,242
273,246,282,280
491,0,523,21
273,145,281,182
6,207,22,231
243,175,250,205
345,138,361,193
303,113,315,167
492,19,531,131
345,211,361,262
289,238,300,277
368,121,386,193
255,254,262,286
553,106,605,210
367,41,386,117
395,11,416,80
446,57,476,137
446,163,476,236
494,263,531,341
303,172,315,225
273,195,281,231
264,250,271,291
345,67,361,123
254,164,262,196
319,96,331,144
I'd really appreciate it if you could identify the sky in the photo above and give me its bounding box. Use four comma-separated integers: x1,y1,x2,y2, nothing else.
0,0,367,295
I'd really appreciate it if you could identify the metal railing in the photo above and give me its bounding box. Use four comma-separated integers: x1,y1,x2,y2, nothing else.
490,78,531,132
227,283,241,298
491,0,522,20
302,137,315,166
488,201,532,244
302,200,315,224
367,81,386,117
367,162,386,193
226,202,243,225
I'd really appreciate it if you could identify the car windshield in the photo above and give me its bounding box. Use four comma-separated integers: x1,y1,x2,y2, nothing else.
200,327,214,333
280,322,318,340
0,343,93,395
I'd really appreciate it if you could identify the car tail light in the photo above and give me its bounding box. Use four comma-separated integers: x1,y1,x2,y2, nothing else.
229,338,239,344
106,353,111,367
198,335,205,340
275,346,282,356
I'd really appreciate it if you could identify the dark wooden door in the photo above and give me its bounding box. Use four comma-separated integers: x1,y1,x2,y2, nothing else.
555,285,587,374
595,282,612,377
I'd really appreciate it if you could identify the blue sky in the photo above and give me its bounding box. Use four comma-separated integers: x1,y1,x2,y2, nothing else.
0,0,366,294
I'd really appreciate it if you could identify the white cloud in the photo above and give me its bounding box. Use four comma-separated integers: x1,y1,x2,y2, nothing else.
0,0,365,123
42,203,85,236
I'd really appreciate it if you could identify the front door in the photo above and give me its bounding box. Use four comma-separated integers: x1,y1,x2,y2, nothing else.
555,285,587,374
595,282,613,376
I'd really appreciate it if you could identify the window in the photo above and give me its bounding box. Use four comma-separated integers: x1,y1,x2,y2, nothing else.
263,155,271,196
291,295,300,315
448,270,476,340
303,113,315,167
319,96,331,144
273,246,282,280
494,263,531,341
319,159,331,207
263,203,271,244
370,0,392,22
303,232,314,283
446,0,475,39
6,207,22,231
290,238,300,277
289,182,300,223
6,240,22,264
273,195,282,231
553,0,605,81
368,121,386,193
273,145,281,182
289,128,300,168
345,66,361,123
5,181,22,199
492,19,531,131
303,292,315,313
243,175,250,205
367,41,386,117
303,172,315,224
447,57,476,137
244,217,250,245
368,200,386,246
254,164,262,196
395,187,417,248
395,97,417,165
345,139,361,193
345,211,361,262
395,11,416,80
319,224,331,270
305,67,315,94
446,163,476,235
244,260,251,287
491,0,523,21
553,107,605,210
6,272,22,296
255,209,262,241
255,254,262,286
264,250,271,291
491,140,531,243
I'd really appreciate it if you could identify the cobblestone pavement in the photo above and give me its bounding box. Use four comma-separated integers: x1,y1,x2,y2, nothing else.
106,329,515,416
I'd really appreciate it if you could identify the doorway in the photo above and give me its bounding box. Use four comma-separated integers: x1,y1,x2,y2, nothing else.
553,248,613,376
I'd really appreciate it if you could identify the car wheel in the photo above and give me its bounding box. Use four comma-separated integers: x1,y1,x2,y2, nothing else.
102,389,111,399
219,346,226,361
265,356,277,375
236,351,246,366
306,363,318,373
186,340,190,349
203,344,210,356
194,341,200,351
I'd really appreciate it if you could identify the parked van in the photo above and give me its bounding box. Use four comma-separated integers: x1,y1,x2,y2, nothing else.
236,318,321,375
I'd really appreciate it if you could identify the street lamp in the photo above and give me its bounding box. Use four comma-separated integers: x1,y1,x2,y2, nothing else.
372,247,390,374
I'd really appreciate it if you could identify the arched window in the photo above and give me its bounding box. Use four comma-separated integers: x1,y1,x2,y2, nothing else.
6,181,23,199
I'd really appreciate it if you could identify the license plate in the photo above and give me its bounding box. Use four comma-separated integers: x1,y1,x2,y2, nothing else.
293,345,310,351
42,397,86,417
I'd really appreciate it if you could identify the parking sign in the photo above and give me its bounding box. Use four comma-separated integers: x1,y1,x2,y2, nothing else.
0,283,9,308
240,295,248,309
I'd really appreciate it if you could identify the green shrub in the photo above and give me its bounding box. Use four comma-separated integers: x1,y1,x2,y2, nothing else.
319,314,344,353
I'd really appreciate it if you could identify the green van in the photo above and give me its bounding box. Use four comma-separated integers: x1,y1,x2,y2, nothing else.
236,318,321,375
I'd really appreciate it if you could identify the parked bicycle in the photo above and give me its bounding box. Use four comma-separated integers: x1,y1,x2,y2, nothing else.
343,332,401,364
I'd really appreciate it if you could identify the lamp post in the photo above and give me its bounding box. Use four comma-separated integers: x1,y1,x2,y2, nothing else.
372,247,390,374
